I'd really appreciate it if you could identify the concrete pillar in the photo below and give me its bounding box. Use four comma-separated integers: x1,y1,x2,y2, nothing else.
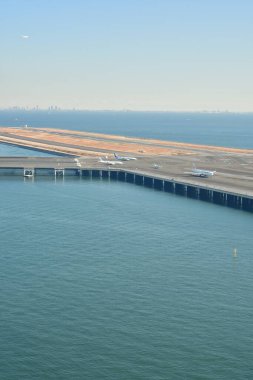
64,169,80,176
101,170,109,179
110,171,118,180
55,169,64,177
126,172,135,183
164,181,175,193
82,170,91,177
213,191,226,205
175,183,187,196
118,171,126,182
242,197,253,212
199,188,212,202
144,176,154,188
154,178,163,191
227,194,242,209
24,168,34,177
91,170,100,178
135,175,144,185
187,185,199,199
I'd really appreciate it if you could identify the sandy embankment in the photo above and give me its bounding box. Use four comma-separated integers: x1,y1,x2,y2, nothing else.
0,127,253,157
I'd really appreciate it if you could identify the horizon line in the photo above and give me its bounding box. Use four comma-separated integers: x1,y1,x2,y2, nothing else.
0,107,253,114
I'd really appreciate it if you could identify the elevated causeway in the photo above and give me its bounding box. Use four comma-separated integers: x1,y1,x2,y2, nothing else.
0,156,252,213
0,127,252,212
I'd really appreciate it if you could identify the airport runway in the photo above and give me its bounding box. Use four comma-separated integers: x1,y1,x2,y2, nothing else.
0,154,252,197
0,127,253,196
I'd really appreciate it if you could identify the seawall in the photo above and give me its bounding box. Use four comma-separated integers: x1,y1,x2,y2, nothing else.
0,166,252,213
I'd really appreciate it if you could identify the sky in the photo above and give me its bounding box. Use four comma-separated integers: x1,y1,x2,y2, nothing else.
0,0,252,111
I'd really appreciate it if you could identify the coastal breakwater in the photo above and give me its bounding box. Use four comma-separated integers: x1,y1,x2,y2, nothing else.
82,169,253,213
0,165,252,213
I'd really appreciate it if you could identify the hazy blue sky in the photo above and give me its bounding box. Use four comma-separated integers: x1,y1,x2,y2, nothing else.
0,0,252,111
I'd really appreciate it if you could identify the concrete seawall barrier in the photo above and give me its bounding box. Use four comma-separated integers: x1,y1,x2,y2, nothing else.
81,169,253,212
1,166,252,213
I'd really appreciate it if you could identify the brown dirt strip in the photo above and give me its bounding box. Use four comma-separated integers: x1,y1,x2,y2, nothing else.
0,127,253,157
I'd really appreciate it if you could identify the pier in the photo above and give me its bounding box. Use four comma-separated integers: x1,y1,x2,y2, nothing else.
0,157,252,213
80,169,253,213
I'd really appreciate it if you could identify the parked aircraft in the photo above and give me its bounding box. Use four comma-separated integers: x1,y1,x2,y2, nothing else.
98,158,123,165
74,158,81,167
114,153,137,161
184,165,216,178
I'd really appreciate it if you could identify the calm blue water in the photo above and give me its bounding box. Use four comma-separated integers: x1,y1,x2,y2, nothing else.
0,110,253,149
0,143,57,157
0,177,252,379
0,111,253,379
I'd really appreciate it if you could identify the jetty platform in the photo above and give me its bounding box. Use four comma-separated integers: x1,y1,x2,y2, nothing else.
0,127,253,212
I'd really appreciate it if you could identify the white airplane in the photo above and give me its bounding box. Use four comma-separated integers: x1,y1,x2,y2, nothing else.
184,164,216,178
114,153,137,161
74,158,81,167
98,157,123,165
21,35,30,39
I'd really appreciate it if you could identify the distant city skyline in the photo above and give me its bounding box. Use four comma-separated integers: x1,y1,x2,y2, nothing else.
1,105,251,114
1,0,253,112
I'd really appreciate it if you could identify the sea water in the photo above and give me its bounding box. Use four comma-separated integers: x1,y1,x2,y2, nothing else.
0,177,252,379
0,143,58,157
0,111,253,379
0,110,253,148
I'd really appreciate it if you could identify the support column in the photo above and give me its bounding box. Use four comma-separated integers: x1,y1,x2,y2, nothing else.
187,185,199,199
213,191,226,206
101,170,109,179
118,171,126,182
199,188,212,202
82,170,91,177
242,197,253,212
175,183,187,196
126,172,135,183
144,176,154,188
24,168,34,177
110,171,118,180
55,169,64,177
135,175,144,185
154,178,164,191
91,170,101,178
164,180,175,193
